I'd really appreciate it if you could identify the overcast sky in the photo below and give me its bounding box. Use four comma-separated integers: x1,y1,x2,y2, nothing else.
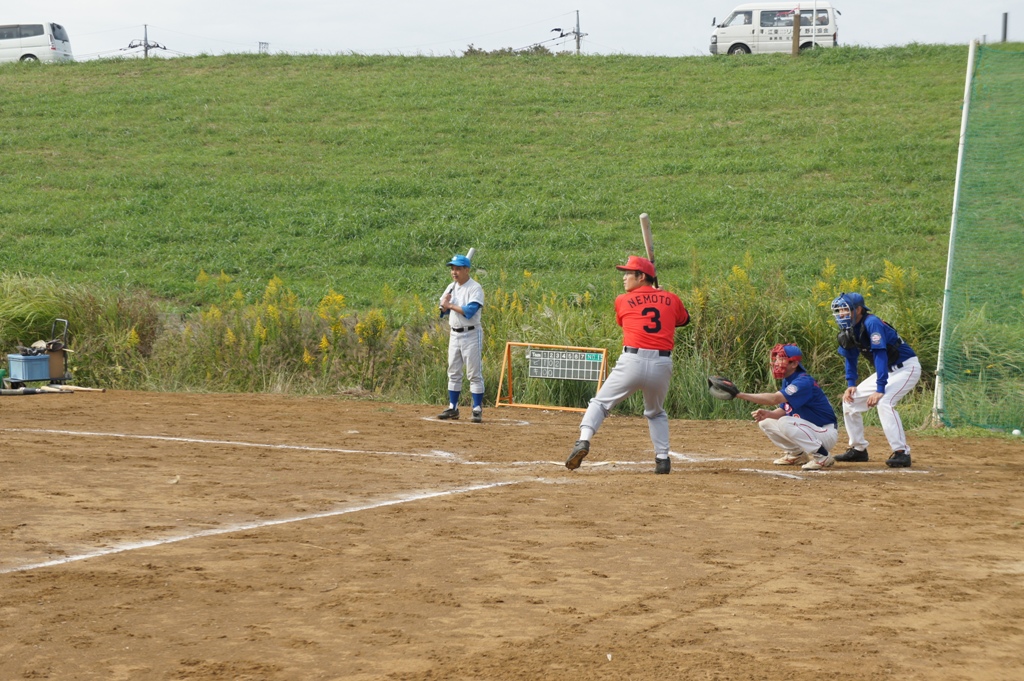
10,1,1022,59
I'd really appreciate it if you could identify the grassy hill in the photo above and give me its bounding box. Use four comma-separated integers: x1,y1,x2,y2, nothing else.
1,45,969,308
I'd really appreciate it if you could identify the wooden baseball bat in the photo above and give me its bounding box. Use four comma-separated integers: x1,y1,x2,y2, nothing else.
639,213,654,263
58,385,106,392
639,213,658,287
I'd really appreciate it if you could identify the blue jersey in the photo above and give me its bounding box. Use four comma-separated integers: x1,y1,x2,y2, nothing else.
838,314,916,393
779,368,837,427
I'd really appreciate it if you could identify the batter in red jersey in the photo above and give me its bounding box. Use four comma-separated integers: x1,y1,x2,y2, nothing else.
566,255,690,474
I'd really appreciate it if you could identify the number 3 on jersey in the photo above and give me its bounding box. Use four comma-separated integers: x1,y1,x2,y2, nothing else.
641,307,661,333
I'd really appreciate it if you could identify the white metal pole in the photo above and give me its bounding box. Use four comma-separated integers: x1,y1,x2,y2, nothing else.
575,10,581,55
812,0,818,45
932,39,978,426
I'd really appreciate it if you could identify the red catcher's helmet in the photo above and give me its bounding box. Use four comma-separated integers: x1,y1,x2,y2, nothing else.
770,343,803,379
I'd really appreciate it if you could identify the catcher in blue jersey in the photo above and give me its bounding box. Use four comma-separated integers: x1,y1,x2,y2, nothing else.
732,344,839,470
831,292,921,468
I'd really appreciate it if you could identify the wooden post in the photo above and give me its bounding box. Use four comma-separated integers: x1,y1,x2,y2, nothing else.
791,5,801,56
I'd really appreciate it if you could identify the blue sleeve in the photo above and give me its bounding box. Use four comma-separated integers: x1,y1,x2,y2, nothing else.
462,301,482,319
838,346,859,386
872,349,890,393
863,317,890,393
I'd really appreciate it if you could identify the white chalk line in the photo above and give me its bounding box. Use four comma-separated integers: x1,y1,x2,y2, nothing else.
2,428,448,459
1,429,933,475
0,429,686,469
741,469,807,480
740,467,931,479
420,416,531,426
0,480,527,575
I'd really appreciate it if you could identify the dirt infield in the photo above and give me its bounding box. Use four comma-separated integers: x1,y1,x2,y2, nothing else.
1,391,1022,680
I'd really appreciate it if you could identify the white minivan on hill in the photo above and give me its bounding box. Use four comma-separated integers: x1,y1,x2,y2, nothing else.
710,3,838,55
0,22,73,63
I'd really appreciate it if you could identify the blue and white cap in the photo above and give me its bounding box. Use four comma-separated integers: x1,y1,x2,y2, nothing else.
446,254,471,268
831,292,870,329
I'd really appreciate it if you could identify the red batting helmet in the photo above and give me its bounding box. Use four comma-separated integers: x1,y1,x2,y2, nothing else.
615,255,656,280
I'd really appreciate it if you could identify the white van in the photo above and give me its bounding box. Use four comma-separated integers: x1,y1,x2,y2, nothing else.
0,22,73,63
710,3,838,55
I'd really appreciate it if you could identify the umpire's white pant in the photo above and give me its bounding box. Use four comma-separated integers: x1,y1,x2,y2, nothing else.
843,356,921,454
447,326,484,394
759,416,838,456
579,350,673,457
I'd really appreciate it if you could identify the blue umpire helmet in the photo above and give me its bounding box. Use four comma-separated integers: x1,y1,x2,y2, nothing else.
831,292,870,329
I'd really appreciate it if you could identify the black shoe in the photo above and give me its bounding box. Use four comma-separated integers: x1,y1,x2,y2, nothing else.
472,408,482,423
565,440,590,470
886,450,912,468
655,457,671,474
835,447,869,462
438,407,460,420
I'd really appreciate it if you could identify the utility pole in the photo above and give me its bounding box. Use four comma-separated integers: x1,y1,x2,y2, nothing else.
545,12,588,54
574,10,584,55
1003,13,1009,42
128,24,166,58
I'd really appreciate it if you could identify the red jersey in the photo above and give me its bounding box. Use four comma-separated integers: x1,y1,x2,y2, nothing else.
615,286,689,351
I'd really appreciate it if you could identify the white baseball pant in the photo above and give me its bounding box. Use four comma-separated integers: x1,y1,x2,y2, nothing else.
579,349,673,457
843,356,921,453
759,416,838,456
447,326,484,395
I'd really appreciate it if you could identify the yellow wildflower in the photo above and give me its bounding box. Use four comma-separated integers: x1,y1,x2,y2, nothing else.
317,290,347,320
355,309,386,347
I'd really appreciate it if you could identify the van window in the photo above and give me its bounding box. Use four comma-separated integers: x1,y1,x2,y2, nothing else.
51,23,70,42
20,24,45,38
724,11,752,27
798,10,829,26
760,10,795,28
0,25,20,41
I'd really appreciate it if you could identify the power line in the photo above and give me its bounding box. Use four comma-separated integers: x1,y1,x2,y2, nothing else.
518,10,587,55
127,25,167,59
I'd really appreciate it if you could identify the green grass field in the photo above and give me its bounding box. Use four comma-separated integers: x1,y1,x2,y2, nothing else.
7,44,1013,426
1,45,968,307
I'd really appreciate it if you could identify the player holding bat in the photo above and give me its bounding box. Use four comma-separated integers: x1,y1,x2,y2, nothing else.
566,248,689,474
438,250,485,423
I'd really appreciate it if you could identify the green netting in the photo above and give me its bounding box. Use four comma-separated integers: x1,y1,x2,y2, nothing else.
939,45,1024,429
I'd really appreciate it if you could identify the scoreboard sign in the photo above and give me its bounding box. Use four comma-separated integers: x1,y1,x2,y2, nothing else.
528,349,604,382
496,342,608,412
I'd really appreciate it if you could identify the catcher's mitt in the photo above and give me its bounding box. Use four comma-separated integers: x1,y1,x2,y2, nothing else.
707,375,740,401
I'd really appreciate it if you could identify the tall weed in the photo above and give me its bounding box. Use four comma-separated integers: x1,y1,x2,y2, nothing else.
0,263,938,424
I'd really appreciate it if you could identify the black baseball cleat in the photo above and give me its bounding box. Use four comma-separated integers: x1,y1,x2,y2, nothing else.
438,407,460,420
835,447,869,462
886,450,912,468
655,457,671,474
565,440,590,470
472,408,482,423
